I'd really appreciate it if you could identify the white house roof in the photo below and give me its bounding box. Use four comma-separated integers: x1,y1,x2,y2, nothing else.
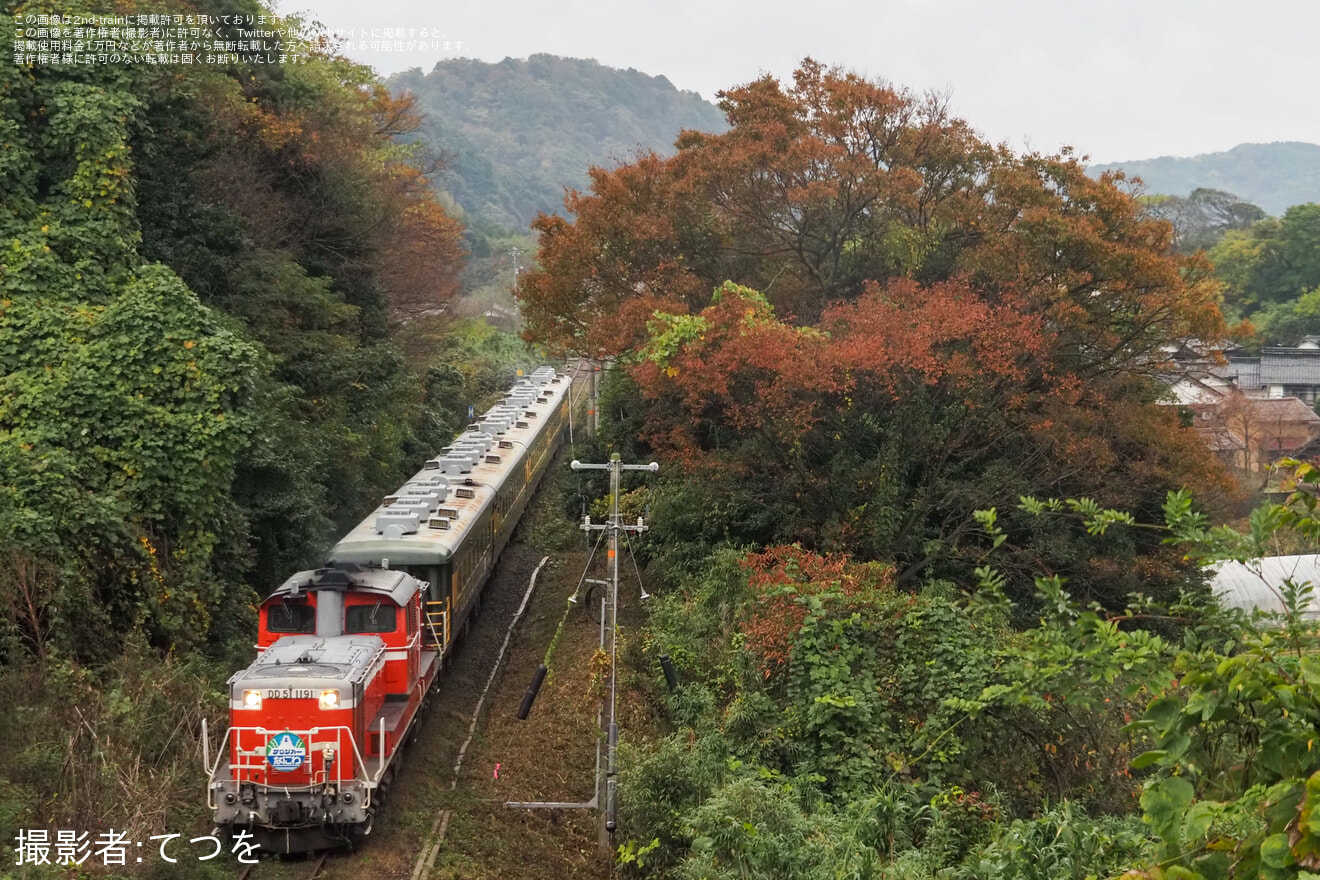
1209,554,1320,618
1164,373,1231,405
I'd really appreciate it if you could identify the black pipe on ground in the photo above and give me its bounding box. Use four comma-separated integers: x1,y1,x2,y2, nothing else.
660,654,678,692
516,664,548,720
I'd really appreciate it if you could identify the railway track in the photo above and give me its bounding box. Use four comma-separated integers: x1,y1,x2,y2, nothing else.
238,850,327,880
230,460,604,880
409,557,549,880
232,552,556,880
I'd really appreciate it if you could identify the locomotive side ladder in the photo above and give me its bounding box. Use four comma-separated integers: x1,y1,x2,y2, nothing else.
424,599,449,652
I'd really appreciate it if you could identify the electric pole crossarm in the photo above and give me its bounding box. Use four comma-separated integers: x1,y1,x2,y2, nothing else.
510,453,659,860
570,460,660,473
569,453,659,848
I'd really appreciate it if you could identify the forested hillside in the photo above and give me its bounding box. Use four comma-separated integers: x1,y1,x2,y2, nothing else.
388,55,727,232
1089,141,1320,217
0,0,527,865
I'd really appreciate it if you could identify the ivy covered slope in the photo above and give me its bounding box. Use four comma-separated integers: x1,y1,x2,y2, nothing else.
0,0,469,855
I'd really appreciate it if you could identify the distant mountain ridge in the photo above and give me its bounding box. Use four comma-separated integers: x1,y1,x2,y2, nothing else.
390,55,728,231
1088,142,1320,217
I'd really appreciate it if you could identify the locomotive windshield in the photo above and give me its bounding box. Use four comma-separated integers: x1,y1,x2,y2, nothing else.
267,601,315,633
346,601,397,634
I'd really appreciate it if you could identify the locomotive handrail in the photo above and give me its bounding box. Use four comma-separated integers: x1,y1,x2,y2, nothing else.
203,724,378,811
209,368,583,851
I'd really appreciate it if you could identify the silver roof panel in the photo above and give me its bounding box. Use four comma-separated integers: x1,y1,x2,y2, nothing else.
1209,554,1320,618
228,635,386,691
271,567,420,607
328,368,572,567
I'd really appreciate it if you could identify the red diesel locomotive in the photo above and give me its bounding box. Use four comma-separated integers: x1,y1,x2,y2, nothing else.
205,367,580,852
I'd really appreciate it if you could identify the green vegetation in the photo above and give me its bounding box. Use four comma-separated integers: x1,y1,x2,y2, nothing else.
0,0,532,870
448,227,537,334
9,10,1320,876
1209,204,1320,336
1090,142,1320,218
510,60,1320,879
1144,189,1266,253
389,54,727,341
610,481,1320,879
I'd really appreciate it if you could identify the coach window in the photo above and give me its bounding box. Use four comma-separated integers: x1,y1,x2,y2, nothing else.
345,601,399,634
267,601,315,633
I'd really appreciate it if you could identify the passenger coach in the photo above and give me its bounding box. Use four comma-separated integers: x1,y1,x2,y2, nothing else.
206,366,579,852
327,365,573,651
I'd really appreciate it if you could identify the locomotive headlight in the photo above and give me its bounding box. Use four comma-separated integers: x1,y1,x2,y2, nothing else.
319,689,340,710
242,689,263,710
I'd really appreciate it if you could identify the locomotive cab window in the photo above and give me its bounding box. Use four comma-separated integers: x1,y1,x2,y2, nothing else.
267,601,315,633
346,601,398,634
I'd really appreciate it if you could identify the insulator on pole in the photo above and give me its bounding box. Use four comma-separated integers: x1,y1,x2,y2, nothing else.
516,664,548,720
605,778,618,832
660,654,678,692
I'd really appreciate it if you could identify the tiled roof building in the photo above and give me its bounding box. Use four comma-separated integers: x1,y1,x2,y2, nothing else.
1218,338,1320,403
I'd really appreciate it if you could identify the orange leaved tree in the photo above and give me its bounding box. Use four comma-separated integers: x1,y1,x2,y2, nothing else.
520,60,1237,606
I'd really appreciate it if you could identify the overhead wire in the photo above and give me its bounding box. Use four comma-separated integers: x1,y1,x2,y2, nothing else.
542,529,606,669
622,527,648,600
564,357,591,517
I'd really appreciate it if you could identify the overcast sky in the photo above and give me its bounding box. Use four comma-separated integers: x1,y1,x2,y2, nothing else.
287,0,1318,165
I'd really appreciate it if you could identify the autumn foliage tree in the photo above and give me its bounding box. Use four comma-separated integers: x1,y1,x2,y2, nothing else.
126,14,470,585
0,0,474,658
0,0,476,847
521,60,1237,606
